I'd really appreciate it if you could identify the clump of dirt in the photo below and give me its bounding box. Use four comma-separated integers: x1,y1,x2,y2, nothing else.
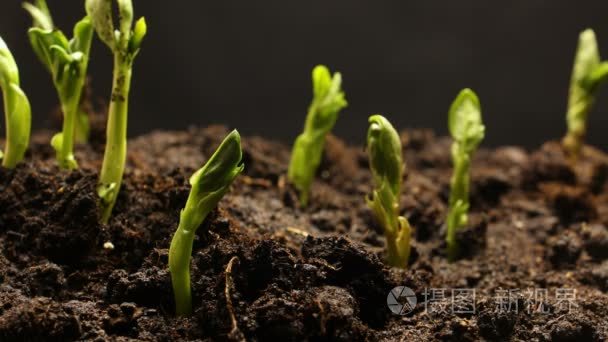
0,125,607,341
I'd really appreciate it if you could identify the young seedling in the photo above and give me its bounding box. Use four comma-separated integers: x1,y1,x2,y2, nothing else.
366,115,412,268
446,88,485,260
169,130,244,316
0,36,32,168
287,65,347,206
85,0,147,223
563,29,608,158
24,0,93,169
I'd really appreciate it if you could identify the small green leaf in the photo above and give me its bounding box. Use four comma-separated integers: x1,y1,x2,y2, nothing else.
70,17,94,56
22,1,54,31
129,17,147,53
583,62,608,92
312,65,332,99
27,28,70,73
448,88,484,149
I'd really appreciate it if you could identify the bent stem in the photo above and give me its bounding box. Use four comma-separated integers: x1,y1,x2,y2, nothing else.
53,92,81,169
98,56,132,223
2,85,31,169
169,222,195,316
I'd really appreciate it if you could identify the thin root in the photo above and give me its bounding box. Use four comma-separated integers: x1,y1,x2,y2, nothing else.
225,256,245,341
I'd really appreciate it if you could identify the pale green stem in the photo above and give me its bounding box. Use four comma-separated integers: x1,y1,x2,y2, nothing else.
385,221,411,268
448,151,469,209
564,96,593,158
99,54,132,223
169,220,195,316
2,88,22,168
57,95,79,169
447,150,470,260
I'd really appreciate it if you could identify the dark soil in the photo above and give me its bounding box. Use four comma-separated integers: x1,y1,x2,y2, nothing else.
1,124,608,341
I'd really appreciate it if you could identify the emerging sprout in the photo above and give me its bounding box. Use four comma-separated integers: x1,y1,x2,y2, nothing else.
85,0,147,223
24,0,93,169
287,65,347,206
0,36,32,168
446,89,485,260
563,29,608,158
366,115,412,268
169,130,244,316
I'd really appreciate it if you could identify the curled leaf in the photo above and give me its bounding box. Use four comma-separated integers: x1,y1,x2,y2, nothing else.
367,114,403,197
448,88,485,152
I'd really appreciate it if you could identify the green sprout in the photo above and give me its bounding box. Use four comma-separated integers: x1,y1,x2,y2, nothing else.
0,36,32,169
85,0,147,223
366,115,412,268
24,0,93,169
169,130,244,316
563,29,608,158
287,65,347,206
446,89,485,260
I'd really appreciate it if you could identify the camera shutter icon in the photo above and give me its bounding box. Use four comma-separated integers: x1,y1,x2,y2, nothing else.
387,286,417,315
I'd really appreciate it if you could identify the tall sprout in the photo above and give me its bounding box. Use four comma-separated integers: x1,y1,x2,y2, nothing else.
169,130,244,316
366,115,412,268
446,89,485,260
85,0,147,223
288,65,347,206
563,29,608,158
24,0,93,169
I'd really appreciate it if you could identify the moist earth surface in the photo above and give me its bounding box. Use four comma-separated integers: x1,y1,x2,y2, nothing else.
1,125,608,341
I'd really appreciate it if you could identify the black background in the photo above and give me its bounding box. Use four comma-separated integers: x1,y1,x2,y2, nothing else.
2,0,608,148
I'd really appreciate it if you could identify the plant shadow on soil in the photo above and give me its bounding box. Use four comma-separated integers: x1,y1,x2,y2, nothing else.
0,124,608,341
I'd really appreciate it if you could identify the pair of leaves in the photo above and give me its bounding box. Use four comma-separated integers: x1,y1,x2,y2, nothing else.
27,17,93,99
85,0,147,56
306,65,348,135
24,1,94,169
